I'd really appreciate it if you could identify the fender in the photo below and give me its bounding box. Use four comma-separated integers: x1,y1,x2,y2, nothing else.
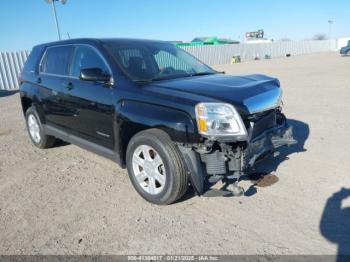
115,100,198,160
115,100,205,193
117,100,198,141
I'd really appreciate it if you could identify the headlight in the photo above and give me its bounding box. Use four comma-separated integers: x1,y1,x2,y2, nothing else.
195,103,247,139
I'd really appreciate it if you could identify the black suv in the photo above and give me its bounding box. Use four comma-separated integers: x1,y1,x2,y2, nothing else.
20,38,295,205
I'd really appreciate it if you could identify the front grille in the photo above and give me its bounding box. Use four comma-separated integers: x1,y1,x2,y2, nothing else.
246,110,277,139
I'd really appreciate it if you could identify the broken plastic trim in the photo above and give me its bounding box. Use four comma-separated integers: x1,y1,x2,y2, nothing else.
177,121,297,196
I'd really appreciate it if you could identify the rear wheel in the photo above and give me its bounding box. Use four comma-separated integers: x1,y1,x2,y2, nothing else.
25,106,55,149
126,129,188,205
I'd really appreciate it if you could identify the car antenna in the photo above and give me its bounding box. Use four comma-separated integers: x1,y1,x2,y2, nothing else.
67,32,71,39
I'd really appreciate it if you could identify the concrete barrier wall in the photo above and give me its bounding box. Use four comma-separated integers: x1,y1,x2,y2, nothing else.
0,51,30,90
181,39,337,65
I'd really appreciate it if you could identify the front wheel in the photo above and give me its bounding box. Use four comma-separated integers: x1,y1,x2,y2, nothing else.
126,129,188,205
347,50,350,56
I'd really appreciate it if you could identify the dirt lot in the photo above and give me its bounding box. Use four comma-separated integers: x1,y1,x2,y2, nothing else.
0,52,349,255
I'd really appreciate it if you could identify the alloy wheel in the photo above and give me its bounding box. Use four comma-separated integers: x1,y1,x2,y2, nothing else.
28,114,41,143
132,145,166,195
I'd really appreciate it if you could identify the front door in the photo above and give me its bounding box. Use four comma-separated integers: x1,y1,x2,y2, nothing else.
62,45,115,149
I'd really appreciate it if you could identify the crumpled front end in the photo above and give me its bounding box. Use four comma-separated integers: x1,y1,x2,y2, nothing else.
179,108,297,195
243,118,295,169
199,109,296,174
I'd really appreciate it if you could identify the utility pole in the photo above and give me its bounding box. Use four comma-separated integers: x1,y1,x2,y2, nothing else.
45,0,67,40
328,20,334,51
51,0,61,40
328,20,333,40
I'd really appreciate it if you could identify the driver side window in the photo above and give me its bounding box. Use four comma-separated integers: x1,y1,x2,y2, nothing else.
70,45,110,78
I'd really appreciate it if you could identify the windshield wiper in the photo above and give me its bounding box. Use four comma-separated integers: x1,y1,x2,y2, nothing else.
133,79,155,83
188,71,216,77
151,73,191,81
134,71,218,83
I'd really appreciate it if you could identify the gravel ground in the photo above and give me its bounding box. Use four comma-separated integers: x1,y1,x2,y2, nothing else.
0,52,349,256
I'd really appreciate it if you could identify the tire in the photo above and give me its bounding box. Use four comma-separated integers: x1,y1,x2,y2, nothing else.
25,106,55,149
347,50,350,56
126,129,188,205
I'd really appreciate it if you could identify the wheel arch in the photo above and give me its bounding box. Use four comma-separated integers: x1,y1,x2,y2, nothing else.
20,93,46,124
20,96,32,115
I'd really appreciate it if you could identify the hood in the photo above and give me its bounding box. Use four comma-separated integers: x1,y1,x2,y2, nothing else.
143,74,282,115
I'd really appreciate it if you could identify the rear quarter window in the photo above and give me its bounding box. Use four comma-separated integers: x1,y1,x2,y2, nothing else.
40,46,73,75
22,46,44,73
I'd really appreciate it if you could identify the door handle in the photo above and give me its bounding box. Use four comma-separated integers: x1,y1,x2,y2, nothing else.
36,77,41,84
65,82,74,90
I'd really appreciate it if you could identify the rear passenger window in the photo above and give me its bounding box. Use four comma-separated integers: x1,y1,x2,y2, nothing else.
70,46,110,77
40,46,72,75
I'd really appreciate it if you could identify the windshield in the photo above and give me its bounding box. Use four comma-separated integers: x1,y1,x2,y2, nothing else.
105,41,216,82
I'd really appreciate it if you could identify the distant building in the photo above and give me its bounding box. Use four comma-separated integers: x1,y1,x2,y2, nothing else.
246,29,264,40
218,38,241,44
176,37,239,47
169,41,184,45
245,29,273,44
191,36,240,45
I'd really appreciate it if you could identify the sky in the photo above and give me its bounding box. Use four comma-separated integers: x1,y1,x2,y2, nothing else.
0,0,349,52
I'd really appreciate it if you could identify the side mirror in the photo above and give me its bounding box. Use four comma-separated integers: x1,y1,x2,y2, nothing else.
80,68,111,83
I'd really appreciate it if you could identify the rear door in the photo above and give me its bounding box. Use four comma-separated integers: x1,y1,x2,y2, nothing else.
39,45,74,128
62,44,115,149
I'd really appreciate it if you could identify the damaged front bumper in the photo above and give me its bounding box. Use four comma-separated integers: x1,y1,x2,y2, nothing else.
178,120,297,195
244,123,296,169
